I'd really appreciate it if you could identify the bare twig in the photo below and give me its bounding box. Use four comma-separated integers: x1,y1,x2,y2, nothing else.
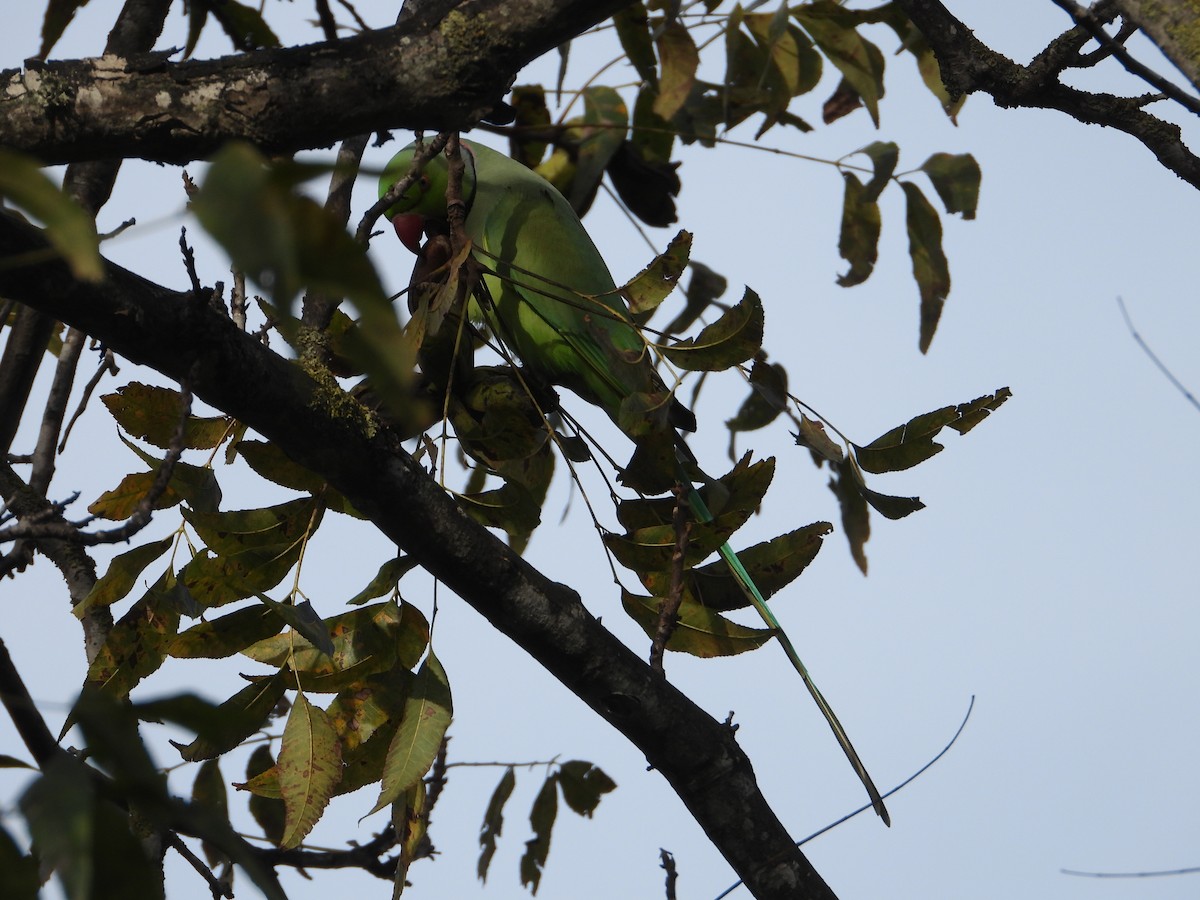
166,834,234,900
660,848,679,900
712,695,977,900
30,326,88,494
0,376,194,546
1116,296,1200,412
59,347,119,452
1062,864,1200,878
894,0,1200,189
356,133,451,244
0,634,65,768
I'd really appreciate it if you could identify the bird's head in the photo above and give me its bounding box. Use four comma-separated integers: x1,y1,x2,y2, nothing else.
378,142,477,253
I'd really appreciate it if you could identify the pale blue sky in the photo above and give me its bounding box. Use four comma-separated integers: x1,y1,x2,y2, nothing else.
3,3,1199,899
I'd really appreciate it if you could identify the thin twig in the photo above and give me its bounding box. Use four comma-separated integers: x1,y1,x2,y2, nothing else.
59,347,119,452
1062,864,1200,878
711,696,976,900
1117,296,1200,412
166,833,234,900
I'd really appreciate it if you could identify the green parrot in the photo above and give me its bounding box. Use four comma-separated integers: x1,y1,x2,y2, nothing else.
379,139,889,825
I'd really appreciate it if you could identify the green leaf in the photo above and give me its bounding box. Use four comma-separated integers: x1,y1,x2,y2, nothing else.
853,387,1011,474
22,754,164,900
367,652,452,817
246,745,286,845
793,414,844,464
622,589,774,657
0,823,40,899
74,535,173,618
243,600,426,688
169,604,286,658
622,229,692,316
253,595,335,657
39,0,89,57
793,3,886,126
175,669,289,762
477,766,516,883
181,498,321,606
660,287,764,371
856,140,899,202
509,85,552,167
236,440,362,517
209,0,281,51
613,3,658,85
333,718,401,797
641,522,832,612
726,355,788,438
192,759,231,868
104,432,222,515
102,383,230,450
87,469,182,520
654,21,699,121
0,150,102,281
347,556,417,606
835,172,881,287
665,261,728,334
326,663,413,752
457,482,542,542
520,774,558,894
579,86,630,210
85,573,181,700
556,760,616,818
279,693,342,849
632,84,675,165
900,181,951,353
921,152,981,220
828,458,870,574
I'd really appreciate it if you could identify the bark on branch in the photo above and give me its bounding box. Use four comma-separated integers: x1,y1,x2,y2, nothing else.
0,0,627,165
894,0,1200,189
0,211,840,900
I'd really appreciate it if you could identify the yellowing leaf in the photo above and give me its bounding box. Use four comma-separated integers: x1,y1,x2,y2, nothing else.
654,21,699,121
622,590,774,657
279,693,342,849
102,383,230,450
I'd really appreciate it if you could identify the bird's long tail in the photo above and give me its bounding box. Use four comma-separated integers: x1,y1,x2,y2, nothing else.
684,482,891,826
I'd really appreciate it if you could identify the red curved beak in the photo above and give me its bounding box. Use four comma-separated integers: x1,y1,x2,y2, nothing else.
391,213,426,254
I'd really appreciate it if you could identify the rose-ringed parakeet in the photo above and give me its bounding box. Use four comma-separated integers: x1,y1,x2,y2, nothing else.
379,138,889,825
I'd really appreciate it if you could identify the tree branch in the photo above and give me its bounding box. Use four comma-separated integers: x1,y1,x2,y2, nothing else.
0,0,628,165
894,0,1200,189
0,211,841,899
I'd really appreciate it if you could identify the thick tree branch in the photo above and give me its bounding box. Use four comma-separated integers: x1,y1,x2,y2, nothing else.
0,0,628,165
894,0,1200,189
0,212,842,900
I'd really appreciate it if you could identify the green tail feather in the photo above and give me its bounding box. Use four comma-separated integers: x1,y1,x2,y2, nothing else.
685,483,891,827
